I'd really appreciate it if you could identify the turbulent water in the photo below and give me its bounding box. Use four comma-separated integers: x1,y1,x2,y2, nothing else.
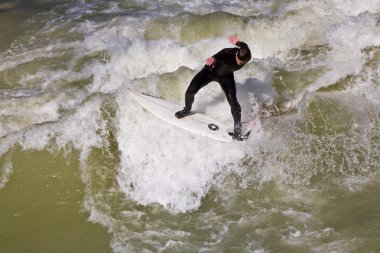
0,0,379,252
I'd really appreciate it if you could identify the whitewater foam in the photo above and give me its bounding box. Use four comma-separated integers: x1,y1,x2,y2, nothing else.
0,156,13,190
116,89,248,212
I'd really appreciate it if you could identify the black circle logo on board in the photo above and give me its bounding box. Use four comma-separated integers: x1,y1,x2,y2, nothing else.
208,123,219,131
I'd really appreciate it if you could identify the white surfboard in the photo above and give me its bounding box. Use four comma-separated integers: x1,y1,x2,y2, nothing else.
129,89,233,142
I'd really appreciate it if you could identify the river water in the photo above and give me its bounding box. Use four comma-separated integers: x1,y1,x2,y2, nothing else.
0,0,379,252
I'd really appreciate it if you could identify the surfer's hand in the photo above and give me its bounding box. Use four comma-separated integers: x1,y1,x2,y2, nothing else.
205,57,216,67
229,34,239,45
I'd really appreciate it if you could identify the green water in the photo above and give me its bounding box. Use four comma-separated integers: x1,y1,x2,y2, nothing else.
0,148,112,253
2,146,380,252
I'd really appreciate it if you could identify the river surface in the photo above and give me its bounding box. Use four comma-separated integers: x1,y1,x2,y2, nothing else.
0,0,379,252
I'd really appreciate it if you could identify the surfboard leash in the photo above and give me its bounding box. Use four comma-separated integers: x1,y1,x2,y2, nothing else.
243,99,293,139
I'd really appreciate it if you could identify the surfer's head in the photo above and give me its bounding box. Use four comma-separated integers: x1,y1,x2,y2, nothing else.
236,43,251,64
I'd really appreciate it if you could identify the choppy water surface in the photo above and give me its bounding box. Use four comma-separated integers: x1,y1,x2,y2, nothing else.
0,0,379,252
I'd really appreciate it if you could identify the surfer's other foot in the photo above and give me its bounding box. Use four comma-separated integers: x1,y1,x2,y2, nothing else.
175,108,191,119
229,128,245,141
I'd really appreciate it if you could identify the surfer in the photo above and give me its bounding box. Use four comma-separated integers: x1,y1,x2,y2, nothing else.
175,35,251,141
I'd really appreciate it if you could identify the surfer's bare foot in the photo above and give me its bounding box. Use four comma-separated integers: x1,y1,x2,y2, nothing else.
175,108,191,119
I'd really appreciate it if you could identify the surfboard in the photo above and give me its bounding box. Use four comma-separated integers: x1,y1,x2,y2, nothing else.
129,89,233,142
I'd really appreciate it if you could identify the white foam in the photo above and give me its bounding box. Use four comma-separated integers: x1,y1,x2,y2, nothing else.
11,97,109,167
290,11,380,103
0,84,87,138
51,98,109,163
349,53,380,104
116,89,247,213
0,157,13,190
246,248,268,253
282,209,313,221
332,0,380,16
75,20,201,93
0,41,78,72
341,173,379,192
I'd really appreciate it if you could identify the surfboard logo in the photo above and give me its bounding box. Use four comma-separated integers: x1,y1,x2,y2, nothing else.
208,123,219,131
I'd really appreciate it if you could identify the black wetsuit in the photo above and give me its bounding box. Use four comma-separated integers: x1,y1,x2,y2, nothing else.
183,41,250,131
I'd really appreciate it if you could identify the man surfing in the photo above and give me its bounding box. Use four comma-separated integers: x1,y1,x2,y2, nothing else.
175,35,252,141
